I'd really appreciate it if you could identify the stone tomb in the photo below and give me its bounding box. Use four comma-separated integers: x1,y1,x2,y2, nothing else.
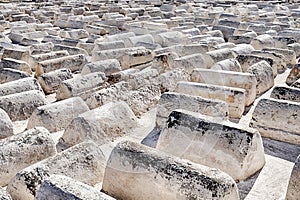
157,109,265,181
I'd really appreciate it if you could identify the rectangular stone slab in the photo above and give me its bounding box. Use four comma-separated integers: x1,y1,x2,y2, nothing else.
0,77,42,97
156,92,229,129
0,90,46,121
62,101,138,147
36,175,115,200
157,109,265,181
0,127,56,186
102,140,239,200
7,141,106,200
270,86,300,103
250,98,300,144
191,68,257,106
27,97,89,132
0,68,30,84
36,54,87,76
56,72,107,100
176,81,246,118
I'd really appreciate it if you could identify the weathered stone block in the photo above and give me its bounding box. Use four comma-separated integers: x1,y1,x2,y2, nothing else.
0,68,30,84
173,53,208,73
37,68,73,94
7,141,105,200
156,92,228,129
36,175,115,200
154,31,190,47
270,86,300,103
93,47,153,69
62,101,138,147
0,127,56,186
81,59,121,76
86,81,131,109
0,108,13,139
251,50,286,74
250,98,300,144
176,81,246,118
27,50,69,71
1,58,32,74
27,97,89,132
157,69,190,92
102,140,239,200
211,59,242,72
286,64,300,86
2,48,30,63
192,68,256,106
0,90,46,121
247,61,274,95
0,77,42,97
56,72,107,100
36,54,87,76
250,34,275,50
286,155,300,200
262,47,297,66
94,40,125,51
157,109,265,181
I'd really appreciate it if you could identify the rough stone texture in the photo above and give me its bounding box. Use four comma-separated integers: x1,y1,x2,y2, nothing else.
292,79,300,89
286,64,300,86
102,140,239,200
2,48,30,63
154,31,190,47
247,61,274,95
0,90,46,121
0,127,56,186
27,97,89,132
62,101,138,147
237,54,274,73
157,69,190,92
206,48,235,64
1,58,32,74
127,67,159,90
156,92,228,129
93,47,153,69
286,155,300,200
270,86,300,103
36,54,87,76
0,188,12,200
27,50,69,71
56,72,107,100
125,84,161,117
157,109,265,181
7,141,106,200
94,41,125,51
0,77,42,97
262,47,297,66
0,108,13,140
173,53,208,73
251,50,286,74
86,81,131,109
176,81,246,118
211,59,242,72
36,175,115,200
250,98,300,144
81,59,121,76
250,34,275,50
37,68,73,94
0,68,30,84
191,68,257,106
